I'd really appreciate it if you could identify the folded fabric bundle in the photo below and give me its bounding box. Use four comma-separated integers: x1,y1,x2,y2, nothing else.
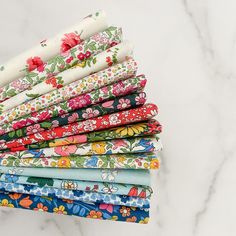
0,104,157,150
4,120,162,152
0,92,145,142
0,182,150,208
0,26,122,108
0,191,149,223
0,137,161,158
0,174,153,197
0,10,162,224
0,69,141,134
0,41,134,118
0,11,107,87
0,168,150,185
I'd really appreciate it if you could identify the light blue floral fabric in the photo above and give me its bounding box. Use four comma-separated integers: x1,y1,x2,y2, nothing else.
0,167,150,185
0,181,150,208
0,173,153,197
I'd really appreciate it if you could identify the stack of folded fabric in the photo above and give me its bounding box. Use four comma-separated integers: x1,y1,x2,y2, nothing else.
0,11,162,224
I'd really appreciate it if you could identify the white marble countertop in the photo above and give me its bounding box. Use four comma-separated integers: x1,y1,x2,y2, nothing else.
0,0,235,235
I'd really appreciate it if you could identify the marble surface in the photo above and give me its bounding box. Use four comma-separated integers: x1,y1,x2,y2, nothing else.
0,0,235,235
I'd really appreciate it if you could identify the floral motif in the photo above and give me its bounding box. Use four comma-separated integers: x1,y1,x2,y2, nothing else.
86,210,102,219
0,104,157,150
53,205,67,214
57,157,71,168
0,59,138,135
0,199,14,208
117,98,131,110
0,190,149,223
34,203,48,212
54,145,77,156
26,57,44,72
91,142,106,154
120,206,131,217
60,32,82,53
0,26,123,104
61,181,78,190
115,123,146,136
82,108,99,119
26,124,44,135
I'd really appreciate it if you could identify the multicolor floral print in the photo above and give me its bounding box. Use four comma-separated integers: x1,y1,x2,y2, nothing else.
0,174,153,197
0,27,122,110
6,120,162,152
0,182,150,208
0,167,151,185
0,11,107,88
0,58,137,133
0,191,149,223
0,137,161,159
0,74,144,132
0,104,158,150
0,41,133,118
0,93,145,142
0,153,159,169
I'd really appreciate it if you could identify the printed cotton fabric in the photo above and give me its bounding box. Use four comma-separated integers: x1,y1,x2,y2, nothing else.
0,137,161,158
0,11,107,87
0,92,145,142
0,168,151,185
0,104,158,150
0,71,142,135
0,26,122,109
0,153,159,169
0,174,153,197
0,191,149,223
0,41,134,120
4,120,162,152
0,182,150,208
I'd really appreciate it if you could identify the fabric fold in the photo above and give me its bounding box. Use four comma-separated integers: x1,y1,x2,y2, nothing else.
0,92,145,142
0,167,151,185
0,26,122,109
0,41,134,118
0,153,159,169
0,182,150,208
0,59,138,134
0,137,161,159
3,120,162,152
0,191,149,223
0,11,107,87
0,174,153,197
0,104,158,150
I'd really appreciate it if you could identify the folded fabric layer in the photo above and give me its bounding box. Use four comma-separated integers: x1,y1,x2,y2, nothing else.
0,104,157,149
0,174,153,197
0,182,149,208
0,73,143,131
0,137,161,159
0,27,122,108
5,120,162,152
0,41,134,119
0,191,149,223
0,153,159,169
0,11,107,87
0,168,150,185
0,92,145,142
